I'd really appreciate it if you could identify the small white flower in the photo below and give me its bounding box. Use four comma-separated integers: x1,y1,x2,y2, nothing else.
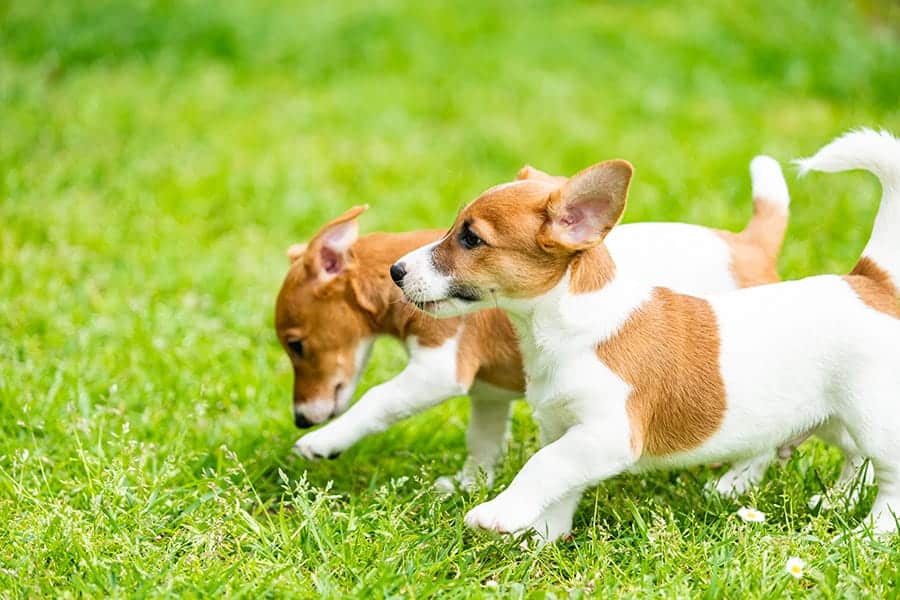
737,506,766,523
484,580,499,589
785,557,806,579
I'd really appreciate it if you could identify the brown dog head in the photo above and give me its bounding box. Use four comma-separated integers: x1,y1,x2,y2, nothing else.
275,206,378,428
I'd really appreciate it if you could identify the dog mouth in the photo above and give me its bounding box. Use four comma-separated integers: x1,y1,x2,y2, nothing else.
404,287,481,314
407,298,452,313
449,285,482,303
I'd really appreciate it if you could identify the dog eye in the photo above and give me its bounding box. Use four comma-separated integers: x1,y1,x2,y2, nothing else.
287,339,304,357
459,225,483,250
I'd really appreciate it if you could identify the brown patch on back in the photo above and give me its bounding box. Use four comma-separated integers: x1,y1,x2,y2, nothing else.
717,199,788,287
596,288,726,456
456,309,525,392
845,257,899,317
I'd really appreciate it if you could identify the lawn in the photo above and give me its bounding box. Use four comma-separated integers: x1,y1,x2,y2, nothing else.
2,0,900,597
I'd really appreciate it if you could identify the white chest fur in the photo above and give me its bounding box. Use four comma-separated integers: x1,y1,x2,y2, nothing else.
507,274,650,443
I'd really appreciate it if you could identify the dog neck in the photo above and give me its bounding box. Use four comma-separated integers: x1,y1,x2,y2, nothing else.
502,245,653,353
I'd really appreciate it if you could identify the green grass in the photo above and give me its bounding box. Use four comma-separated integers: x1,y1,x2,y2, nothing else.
2,0,900,596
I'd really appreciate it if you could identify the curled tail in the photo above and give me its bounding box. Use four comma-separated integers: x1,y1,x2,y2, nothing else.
796,128,900,291
741,155,791,259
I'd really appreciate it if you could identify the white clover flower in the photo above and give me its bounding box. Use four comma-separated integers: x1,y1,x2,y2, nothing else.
737,506,766,523
785,557,806,579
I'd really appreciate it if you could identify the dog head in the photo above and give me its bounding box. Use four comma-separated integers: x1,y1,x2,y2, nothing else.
275,206,377,428
391,160,633,316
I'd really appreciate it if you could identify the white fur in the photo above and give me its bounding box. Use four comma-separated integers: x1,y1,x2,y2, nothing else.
468,272,900,538
750,155,791,209
607,224,736,295
796,128,900,287
461,131,900,539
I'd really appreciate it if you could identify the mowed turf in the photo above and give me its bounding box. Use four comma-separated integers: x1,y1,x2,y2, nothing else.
2,0,900,596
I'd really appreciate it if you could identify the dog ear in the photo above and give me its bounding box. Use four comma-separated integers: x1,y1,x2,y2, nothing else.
350,274,389,318
516,165,569,187
306,205,368,279
540,160,632,250
286,242,308,263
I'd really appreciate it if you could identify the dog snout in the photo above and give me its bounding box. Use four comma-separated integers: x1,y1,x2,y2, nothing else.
390,262,407,286
293,410,314,429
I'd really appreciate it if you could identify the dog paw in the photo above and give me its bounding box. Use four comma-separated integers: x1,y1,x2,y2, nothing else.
709,467,760,498
433,476,457,495
292,430,345,461
712,476,750,498
464,497,540,534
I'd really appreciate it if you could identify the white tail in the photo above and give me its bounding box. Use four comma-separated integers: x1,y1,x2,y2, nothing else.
750,155,790,211
742,155,790,259
795,128,900,287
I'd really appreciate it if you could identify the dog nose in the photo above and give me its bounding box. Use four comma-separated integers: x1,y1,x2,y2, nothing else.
390,262,407,285
294,411,314,429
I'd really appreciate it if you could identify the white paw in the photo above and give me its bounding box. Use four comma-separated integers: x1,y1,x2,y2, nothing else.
464,497,541,534
711,467,759,498
292,429,346,461
433,476,457,495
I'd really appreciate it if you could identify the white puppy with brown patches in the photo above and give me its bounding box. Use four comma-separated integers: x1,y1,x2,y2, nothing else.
394,129,900,542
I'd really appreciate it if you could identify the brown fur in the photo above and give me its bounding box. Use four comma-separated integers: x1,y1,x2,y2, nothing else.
431,163,632,301
568,245,617,294
716,199,787,287
595,287,726,456
431,180,574,299
844,256,900,317
456,310,525,391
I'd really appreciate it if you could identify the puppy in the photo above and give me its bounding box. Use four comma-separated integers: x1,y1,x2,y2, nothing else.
278,159,791,492
393,130,898,541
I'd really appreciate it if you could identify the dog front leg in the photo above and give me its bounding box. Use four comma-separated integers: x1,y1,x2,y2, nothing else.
435,381,517,493
293,346,465,460
464,422,635,535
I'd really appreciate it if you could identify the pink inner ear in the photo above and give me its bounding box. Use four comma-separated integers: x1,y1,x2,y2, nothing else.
560,207,583,226
559,198,611,244
320,246,343,274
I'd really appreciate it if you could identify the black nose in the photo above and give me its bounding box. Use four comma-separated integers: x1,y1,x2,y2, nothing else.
294,411,314,429
390,262,407,285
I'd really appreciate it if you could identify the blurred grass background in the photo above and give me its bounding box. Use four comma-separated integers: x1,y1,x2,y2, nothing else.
1,0,899,596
